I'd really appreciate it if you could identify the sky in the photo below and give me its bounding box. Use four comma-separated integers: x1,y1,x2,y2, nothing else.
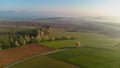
0,0,120,17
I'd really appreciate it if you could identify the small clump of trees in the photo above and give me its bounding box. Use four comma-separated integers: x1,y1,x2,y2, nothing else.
0,25,75,50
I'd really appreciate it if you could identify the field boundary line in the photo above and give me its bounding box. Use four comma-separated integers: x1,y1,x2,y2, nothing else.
4,49,67,68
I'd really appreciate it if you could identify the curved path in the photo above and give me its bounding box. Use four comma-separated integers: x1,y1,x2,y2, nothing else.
4,49,68,68
0,44,53,68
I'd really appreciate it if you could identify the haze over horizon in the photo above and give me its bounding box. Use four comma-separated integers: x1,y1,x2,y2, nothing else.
0,0,120,18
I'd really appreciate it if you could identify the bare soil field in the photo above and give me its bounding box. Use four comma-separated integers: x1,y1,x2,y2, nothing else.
0,44,53,67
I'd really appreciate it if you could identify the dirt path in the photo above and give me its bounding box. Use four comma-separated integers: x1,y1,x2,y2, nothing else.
4,49,68,68
0,44,53,68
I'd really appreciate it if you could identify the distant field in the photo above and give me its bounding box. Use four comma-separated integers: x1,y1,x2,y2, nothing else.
0,44,53,68
48,47,120,68
41,29,120,68
41,29,120,49
10,56,78,68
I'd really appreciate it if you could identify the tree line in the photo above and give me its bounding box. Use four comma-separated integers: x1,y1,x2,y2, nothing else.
0,25,74,50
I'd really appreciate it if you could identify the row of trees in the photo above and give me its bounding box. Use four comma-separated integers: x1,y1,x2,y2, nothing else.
0,25,74,50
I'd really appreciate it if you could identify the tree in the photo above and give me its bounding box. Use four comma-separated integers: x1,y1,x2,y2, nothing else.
15,41,20,47
40,31,44,37
25,35,31,44
23,40,27,45
19,36,26,45
30,36,36,43
35,35,42,43
46,26,53,34
1,38,11,49
42,25,53,35
9,37,14,47
76,41,81,48
42,35,49,41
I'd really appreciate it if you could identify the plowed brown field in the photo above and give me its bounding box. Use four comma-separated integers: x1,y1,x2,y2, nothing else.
0,44,53,67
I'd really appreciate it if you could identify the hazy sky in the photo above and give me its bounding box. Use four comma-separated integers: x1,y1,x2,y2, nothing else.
0,0,120,17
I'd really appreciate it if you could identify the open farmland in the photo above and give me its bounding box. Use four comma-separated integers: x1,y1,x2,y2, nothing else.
1,0,120,68
0,44,53,68
41,29,120,68
41,29,120,49
10,56,78,68
0,20,120,68
48,47,120,68
10,28,120,68
39,29,120,68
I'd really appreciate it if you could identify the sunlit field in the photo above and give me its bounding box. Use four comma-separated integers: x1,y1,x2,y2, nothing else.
1,0,120,68
10,56,78,68
9,28,120,68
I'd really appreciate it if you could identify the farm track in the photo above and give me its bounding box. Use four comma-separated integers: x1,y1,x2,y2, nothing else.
4,49,68,68
1,45,114,68
0,44,53,68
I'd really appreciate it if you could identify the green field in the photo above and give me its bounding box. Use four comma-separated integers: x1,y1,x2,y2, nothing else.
42,29,120,49
9,29,120,68
48,47,120,68
10,56,78,68
42,29,120,68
